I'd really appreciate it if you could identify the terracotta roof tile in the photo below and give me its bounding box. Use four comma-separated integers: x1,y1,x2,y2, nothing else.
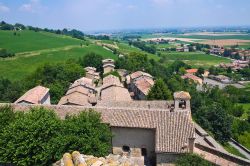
186,69,198,74
15,86,49,104
174,91,191,100
130,71,153,80
58,92,91,106
135,78,154,95
10,104,195,153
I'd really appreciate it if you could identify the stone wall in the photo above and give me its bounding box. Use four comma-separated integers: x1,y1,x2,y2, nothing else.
194,143,250,166
156,153,180,166
111,127,155,164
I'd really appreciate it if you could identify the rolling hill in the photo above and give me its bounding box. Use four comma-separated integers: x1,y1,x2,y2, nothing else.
0,30,117,81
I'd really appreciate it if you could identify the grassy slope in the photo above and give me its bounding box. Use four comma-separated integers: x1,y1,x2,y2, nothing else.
223,143,247,159
0,30,117,81
0,30,82,53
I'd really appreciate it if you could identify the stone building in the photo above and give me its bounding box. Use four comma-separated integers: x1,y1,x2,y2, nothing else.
9,91,195,166
84,66,100,81
100,75,132,102
15,85,50,105
102,59,115,74
58,77,97,106
126,71,155,100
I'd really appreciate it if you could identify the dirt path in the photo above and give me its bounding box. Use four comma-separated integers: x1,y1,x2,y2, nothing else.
6,45,82,60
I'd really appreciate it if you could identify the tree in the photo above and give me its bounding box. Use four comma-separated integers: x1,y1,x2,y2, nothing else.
197,67,205,77
0,108,62,166
0,107,112,166
0,105,15,132
179,67,186,75
116,52,150,72
147,79,172,100
201,103,232,143
80,52,103,72
51,110,112,159
208,66,217,75
25,61,85,104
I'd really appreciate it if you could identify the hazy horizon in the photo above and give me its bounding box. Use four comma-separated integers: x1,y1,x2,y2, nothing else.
1,0,250,31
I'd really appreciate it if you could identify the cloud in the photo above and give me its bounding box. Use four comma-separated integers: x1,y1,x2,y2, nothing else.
0,3,10,12
19,0,46,13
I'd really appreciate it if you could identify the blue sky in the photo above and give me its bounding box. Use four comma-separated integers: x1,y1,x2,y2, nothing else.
0,0,249,31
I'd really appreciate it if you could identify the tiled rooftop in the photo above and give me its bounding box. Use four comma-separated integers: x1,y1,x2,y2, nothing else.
9,103,195,153
15,86,49,104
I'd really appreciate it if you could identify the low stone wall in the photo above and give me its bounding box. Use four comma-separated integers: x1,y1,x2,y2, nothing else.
194,143,250,166
54,151,144,166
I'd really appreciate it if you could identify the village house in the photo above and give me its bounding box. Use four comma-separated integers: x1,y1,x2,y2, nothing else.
15,85,50,105
209,47,224,55
183,45,189,52
103,59,115,74
181,73,203,85
84,66,100,81
58,77,97,106
126,71,155,100
176,47,184,52
9,91,250,166
238,50,250,61
186,68,198,75
100,75,132,102
11,91,196,166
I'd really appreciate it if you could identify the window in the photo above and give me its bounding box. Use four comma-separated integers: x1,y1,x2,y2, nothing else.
122,145,130,152
179,100,186,109
141,148,147,157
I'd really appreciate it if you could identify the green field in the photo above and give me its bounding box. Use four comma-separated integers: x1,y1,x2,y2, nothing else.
141,33,250,40
159,51,231,68
0,30,83,53
0,30,117,81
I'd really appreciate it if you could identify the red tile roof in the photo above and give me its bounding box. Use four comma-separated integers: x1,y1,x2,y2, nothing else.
186,69,198,74
15,86,49,104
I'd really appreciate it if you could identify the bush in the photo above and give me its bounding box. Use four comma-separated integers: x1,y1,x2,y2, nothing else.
79,52,103,72
51,110,112,159
147,78,172,100
175,154,214,166
0,108,62,166
0,105,16,132
0,48,15,58
25,60,85,104
0,107,112,166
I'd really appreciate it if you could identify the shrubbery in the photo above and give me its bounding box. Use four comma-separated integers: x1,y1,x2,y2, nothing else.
0,48,15,58
175,154,215,166
0,107,112,166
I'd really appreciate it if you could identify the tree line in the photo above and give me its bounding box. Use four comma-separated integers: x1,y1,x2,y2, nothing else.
0,21,85,40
